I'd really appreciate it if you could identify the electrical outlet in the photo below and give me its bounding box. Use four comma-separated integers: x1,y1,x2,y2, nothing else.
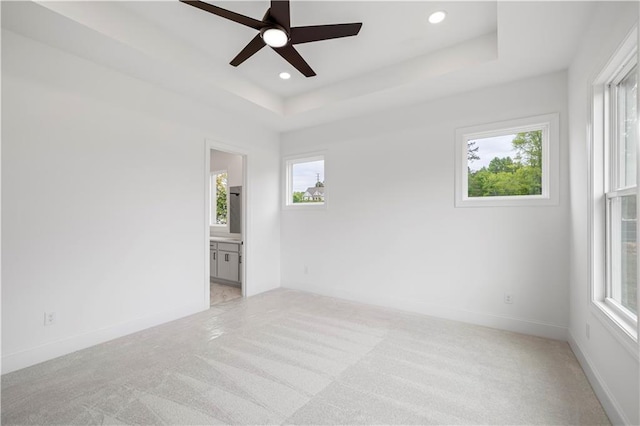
504,293,514,304
586,323,590,340
44,311,57,326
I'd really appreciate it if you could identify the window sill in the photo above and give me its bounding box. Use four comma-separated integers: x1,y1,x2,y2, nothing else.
283,202,326,211
456,195,557,208
590,300,639,360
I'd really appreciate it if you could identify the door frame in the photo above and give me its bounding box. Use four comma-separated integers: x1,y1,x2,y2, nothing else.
204,139,249,308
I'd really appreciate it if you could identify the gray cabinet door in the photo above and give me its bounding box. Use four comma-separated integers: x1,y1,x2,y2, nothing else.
210,249,217,278
217,251,239,282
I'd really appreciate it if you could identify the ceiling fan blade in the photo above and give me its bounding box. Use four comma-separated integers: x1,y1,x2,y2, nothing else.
230,34,266,66
273,45,316,77
269,1,290,31
290,23,362,44
179,0,266,30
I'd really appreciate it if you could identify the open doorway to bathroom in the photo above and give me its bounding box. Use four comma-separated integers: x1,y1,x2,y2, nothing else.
209,148,244,306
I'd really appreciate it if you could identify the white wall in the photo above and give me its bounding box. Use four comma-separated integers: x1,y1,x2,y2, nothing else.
211,149,243,188
1,30,281,373
567,2,640,425
281,71,570,340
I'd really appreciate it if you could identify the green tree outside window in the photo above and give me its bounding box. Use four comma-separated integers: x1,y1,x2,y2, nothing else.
468,130,542,197
215,172,228,224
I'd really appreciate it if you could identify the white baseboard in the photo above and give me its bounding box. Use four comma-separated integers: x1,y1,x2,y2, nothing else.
282,283,568,340
568,332,630,426
2,302,205,375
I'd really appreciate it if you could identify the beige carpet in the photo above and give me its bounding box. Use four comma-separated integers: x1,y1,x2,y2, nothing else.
1,289,609,425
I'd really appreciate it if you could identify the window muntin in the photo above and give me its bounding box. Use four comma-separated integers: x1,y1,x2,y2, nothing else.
211,170,228,226
285,155,325,207
606,60,638,320
455,113,558,207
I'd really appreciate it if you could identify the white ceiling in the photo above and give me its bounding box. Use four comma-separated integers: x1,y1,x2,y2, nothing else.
120,1,498,97
2,1,595,132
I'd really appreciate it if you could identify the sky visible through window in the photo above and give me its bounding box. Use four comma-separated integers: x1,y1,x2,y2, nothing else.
292,160,324,192
468,134,518,171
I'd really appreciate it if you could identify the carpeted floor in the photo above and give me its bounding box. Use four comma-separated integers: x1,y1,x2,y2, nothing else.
1,289,609,425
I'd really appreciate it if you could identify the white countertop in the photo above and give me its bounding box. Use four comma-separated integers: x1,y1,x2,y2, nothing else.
210,236,242,243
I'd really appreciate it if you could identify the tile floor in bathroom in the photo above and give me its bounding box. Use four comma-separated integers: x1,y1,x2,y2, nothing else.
210,281,242,306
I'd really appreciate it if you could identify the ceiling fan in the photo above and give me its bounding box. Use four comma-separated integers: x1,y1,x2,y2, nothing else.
179,0,363,77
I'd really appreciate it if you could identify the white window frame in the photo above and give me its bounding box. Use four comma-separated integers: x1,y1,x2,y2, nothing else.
590,25,638,348
283,153,326,209
605,60,638,328
210,169,229,229
454,113,559,207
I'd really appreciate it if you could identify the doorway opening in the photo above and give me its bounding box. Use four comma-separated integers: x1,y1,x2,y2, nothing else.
207,147,245,306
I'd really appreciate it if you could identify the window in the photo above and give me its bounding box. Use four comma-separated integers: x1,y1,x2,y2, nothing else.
455,113,559,207
605,56,638,323
211,170,228,226
591,26,638,343
284,155,325,207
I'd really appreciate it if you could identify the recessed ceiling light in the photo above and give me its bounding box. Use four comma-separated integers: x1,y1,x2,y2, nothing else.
262,27,289,48
279,72,291,80
428,10,447,24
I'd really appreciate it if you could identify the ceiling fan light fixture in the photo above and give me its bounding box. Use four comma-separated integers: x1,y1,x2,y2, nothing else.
279,72,291,80
262,27,289,48
180,0,362,77
428,10,447,24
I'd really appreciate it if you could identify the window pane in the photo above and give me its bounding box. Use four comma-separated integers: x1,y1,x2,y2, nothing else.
292,160,324,203
618,65,638,188
215,172,228,224
467,130,542,197
610,194,638,315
